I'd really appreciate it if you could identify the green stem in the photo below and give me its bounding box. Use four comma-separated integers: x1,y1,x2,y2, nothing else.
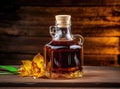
0,65,18,74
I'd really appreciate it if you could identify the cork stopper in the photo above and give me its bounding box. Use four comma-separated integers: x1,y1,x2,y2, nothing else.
55,15,71,27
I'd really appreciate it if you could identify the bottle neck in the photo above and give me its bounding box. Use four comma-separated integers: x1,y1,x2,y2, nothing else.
53,25,73,41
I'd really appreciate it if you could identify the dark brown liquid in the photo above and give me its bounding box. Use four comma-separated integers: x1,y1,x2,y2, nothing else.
44,40,83,75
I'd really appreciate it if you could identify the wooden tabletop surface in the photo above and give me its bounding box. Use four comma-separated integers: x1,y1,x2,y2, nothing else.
0,66,120,88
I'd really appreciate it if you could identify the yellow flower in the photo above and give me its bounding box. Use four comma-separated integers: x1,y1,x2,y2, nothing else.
18,60,32,77
18,53,45,79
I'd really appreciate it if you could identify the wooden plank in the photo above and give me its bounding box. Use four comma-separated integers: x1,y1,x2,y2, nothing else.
15,18,120,27
17,6,120,29
19,0,120,6
84,37,119,47
15,20,120,29
85,47,119,55
19,6,115,17
0,53,118,66
1,6,120,36
72,28,120,37
1,88,120,89
84,37,119,54
0,36,119,54
0,66,120,88
0,27,50,37
19,6,120,18
84,55,118,66
1,37,118,47
19,14,111,23
13,20,120,37
0,53,34,65
1,26,120,37
0,36,50,45
0,45,119,55
0,36,119,46
0,36,50,53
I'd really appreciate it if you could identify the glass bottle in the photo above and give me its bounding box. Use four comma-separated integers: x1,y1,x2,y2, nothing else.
44,15,84,79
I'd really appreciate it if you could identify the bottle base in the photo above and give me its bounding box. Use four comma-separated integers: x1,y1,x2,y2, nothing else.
46,70,83,79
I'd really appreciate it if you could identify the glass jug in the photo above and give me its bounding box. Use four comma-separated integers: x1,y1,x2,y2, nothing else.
44,15,84,79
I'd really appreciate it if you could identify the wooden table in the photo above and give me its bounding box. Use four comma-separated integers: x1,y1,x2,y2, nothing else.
0,66,120,89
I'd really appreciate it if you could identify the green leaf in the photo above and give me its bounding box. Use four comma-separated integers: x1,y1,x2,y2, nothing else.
0,65,18,74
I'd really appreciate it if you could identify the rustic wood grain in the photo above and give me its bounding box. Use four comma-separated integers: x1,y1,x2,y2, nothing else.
15,19,120,29
0,36,50,54
0,0,120,66
0,54,118,66
84,37,119,47
72,28,120,37
84,37,119,55
1,26,120,37
0,45,119,55
0,36,119,54
0,66,120,88
84,55,118,66
19,0,120,6
19,6,120,17
0,53,34,65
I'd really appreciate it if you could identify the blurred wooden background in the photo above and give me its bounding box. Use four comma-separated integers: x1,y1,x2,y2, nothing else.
0,0,120,66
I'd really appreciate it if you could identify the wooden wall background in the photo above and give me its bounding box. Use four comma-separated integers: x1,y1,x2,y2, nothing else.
0,0,120,66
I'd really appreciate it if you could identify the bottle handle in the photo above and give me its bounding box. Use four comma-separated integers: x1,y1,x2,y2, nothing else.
73,34,84,45
49,26,56,38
